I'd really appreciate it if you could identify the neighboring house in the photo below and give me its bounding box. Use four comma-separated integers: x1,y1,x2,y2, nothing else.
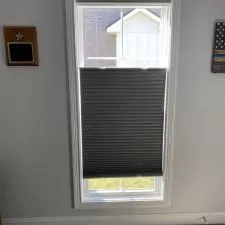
83,8,161,68
107,9,160,67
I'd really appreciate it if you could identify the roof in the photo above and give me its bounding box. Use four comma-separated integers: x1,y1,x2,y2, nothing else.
107,9,160,34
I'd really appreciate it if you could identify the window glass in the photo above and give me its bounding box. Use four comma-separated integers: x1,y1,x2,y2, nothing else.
88,177,155,191
81,7,168,68
76,4,170,202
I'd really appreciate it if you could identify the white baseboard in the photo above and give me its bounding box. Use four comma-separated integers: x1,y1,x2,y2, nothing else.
3,212,225,225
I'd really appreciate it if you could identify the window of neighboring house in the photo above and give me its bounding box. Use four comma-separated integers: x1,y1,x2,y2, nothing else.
73,2,172,205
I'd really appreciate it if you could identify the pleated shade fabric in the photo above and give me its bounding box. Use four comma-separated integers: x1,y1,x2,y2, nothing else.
80,68,166,178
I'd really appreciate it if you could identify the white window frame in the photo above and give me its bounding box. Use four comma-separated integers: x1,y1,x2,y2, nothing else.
83,176,163,203
65,0,180,211
78,3,167,204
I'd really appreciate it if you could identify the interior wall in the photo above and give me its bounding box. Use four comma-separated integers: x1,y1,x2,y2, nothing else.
1,0,225,219
0,0,72,218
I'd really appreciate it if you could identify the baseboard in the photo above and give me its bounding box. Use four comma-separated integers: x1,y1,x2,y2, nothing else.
3,212,225,225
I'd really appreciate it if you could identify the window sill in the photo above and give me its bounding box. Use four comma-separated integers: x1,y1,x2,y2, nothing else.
79,175,166,210
75,196,169,210
83,194,163,203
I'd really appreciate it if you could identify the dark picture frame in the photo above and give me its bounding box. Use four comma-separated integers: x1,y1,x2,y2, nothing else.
3,26,39,66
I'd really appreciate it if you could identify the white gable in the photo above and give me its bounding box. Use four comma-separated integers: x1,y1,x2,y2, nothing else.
107,9,160,34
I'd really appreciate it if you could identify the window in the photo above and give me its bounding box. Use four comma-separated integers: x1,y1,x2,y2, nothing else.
83,177,163,202
81,5,170,68
68,0,175,207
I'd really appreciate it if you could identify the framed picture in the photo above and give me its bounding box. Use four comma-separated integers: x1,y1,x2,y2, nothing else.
3,26,39,66
212,21,225,73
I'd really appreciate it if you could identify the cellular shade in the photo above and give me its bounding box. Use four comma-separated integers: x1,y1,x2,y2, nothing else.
80,68,166,178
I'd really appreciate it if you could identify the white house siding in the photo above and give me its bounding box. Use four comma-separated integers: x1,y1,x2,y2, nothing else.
117,12,160,67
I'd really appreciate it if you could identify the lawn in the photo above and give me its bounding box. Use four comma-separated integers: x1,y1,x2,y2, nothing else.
88,177,155,190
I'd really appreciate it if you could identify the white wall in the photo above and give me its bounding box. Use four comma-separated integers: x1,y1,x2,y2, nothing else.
2,0,225,223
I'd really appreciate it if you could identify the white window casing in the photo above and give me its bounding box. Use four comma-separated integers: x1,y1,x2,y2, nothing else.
65,0,181,211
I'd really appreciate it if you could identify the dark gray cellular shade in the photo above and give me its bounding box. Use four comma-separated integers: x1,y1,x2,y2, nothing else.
80,68,166,178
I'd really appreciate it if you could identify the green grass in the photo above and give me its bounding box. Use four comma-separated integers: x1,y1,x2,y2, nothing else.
88,177,155,190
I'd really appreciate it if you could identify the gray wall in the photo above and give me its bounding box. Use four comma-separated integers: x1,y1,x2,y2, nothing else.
1,0,225,219
0,0,71,218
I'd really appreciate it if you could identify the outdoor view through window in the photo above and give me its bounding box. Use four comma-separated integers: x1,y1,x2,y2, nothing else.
77,4,170,202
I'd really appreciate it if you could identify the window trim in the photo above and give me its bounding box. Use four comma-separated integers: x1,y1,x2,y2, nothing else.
65,0,181,211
